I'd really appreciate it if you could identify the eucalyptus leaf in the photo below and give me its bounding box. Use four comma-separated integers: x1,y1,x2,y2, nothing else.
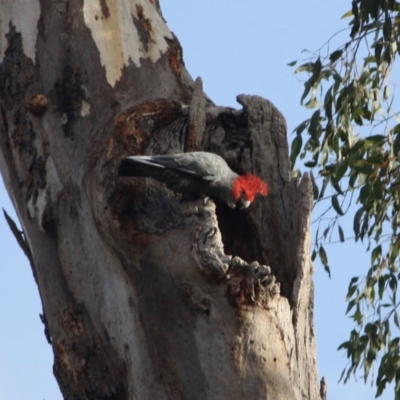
332,195,345,215
338,224,345,242
319,245,328,265
330,49,343,62
290,135,303,169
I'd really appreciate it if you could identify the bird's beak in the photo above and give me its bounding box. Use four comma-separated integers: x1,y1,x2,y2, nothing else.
240,200,251,209
228,202,236,209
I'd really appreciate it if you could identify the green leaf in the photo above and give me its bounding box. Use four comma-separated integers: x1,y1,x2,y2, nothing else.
364,358,372,378
389,274,397,292
371,245,382,264
338,225,345,242
359,183,370,204
383,16,393,40
359,71,370,84
321,147,329,167
338,368,347,385
311,249,317,261
365,134,386,144
301,80,313,104
309,110,321,139
363,56,376,64
346,299,356,314
375,39,383,64
334,162,348,184
384,85,390,100
324,265,331,278
337,341,349,351
290,135,303,168
341,9,353,18
294,62,315,74
305,99,320,109
346,284,358,300
394,312,400,329
349,277,359,286
378,276,386,299
350,1,360,38
330,49,343,62
311,57,322,85
294,119,309,136
304,161,317,168
332,195,345,215
349,172,358,189
332,180,344,195
324,91,334,120
287,60,297,66
393,126,400,154
353,305,362,324
354,207,365,238
319,177,329,200
384,44,394,64
319,245,328,265
353,164,373,174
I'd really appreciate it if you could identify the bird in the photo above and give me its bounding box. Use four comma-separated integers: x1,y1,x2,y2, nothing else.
118,151,268,208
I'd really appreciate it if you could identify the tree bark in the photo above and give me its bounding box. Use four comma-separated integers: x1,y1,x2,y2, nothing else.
0,1,319,399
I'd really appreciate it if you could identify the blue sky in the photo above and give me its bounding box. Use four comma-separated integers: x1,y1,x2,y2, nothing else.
0,1,394,399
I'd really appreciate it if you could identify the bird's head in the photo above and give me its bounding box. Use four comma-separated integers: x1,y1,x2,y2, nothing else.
231,174,269,208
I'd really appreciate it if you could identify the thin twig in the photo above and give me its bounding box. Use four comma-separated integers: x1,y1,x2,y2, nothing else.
2,208,36,280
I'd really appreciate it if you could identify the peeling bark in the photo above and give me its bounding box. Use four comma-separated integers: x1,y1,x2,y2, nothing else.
0,1,319,399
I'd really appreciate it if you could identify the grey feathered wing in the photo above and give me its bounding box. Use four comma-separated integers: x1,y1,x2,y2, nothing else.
118,152,223,181
118,152,239,205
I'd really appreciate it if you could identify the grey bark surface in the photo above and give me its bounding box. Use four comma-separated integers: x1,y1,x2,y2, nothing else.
0,1,319,399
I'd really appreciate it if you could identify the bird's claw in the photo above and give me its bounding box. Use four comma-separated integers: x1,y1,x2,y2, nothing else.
226,257,280,306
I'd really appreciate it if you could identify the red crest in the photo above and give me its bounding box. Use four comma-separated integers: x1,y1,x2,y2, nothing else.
231,174,269,202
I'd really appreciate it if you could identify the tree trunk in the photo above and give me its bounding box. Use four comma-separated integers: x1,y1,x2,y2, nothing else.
0,1,319,399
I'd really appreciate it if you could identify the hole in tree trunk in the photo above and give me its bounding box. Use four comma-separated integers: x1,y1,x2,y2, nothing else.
215,201,258,263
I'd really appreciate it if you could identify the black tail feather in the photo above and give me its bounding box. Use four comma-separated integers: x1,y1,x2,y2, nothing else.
117,158,145,177
117,156,165,177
